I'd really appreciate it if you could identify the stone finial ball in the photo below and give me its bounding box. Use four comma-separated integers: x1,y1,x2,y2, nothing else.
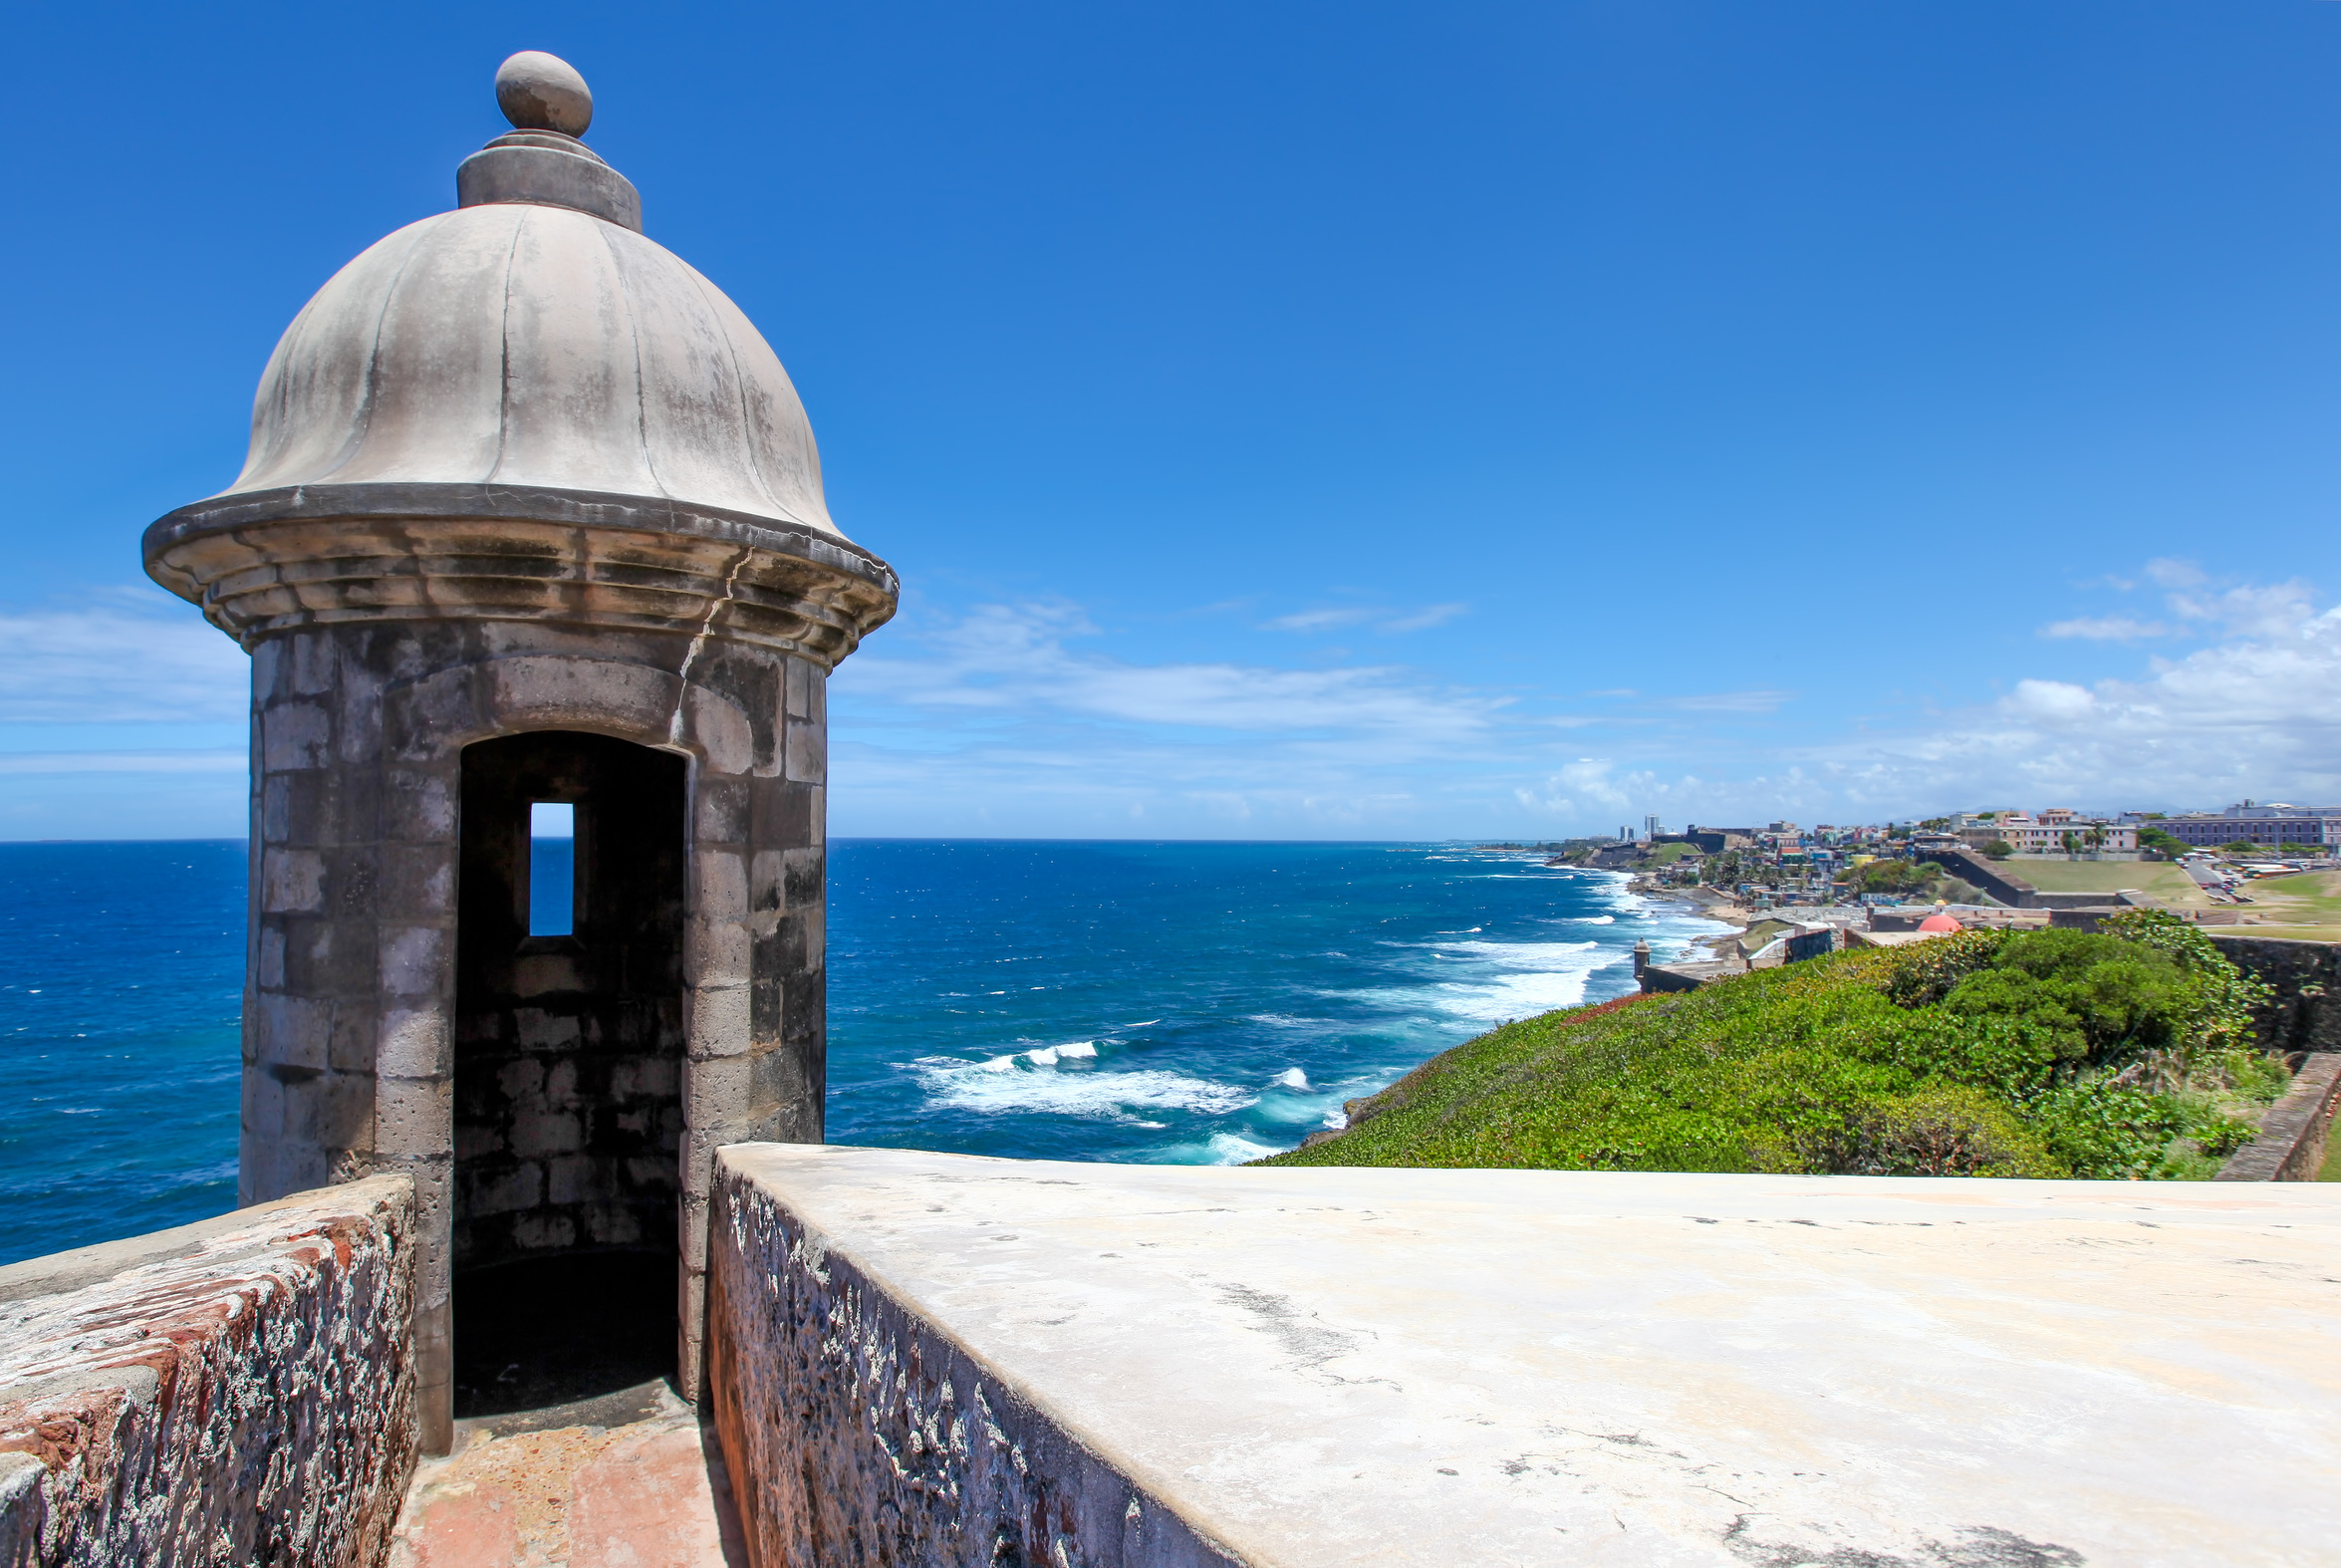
496,51,594,136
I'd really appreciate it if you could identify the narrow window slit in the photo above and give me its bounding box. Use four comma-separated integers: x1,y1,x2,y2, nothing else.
529,801,576,936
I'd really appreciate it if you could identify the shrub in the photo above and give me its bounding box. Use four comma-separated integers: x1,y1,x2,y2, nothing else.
1263,915,2290,1180
1813,1084,2064,1177
1983,839,2014,860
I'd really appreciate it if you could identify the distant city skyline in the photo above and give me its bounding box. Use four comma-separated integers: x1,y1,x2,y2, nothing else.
5,1,2341,839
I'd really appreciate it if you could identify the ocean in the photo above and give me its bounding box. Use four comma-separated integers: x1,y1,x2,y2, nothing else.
0,839,1723,1263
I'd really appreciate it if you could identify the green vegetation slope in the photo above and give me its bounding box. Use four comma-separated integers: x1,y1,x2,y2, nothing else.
1261,912,2288,1179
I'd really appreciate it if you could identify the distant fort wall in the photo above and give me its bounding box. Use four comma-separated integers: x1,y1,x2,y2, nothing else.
0,1176,415,1567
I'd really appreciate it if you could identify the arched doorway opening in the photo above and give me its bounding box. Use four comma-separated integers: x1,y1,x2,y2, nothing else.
451,730,688,1417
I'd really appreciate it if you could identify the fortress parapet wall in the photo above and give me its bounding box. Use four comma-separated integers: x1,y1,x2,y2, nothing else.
0,1176,415,1567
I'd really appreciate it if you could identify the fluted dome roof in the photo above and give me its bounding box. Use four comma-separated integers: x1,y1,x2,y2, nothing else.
222,198,843,538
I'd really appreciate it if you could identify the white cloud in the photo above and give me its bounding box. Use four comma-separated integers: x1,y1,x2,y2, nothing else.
2040,616,2173,642
1261,607,1373,633
1261,601,1470,635
1377,602,1469,634
1660,689,1794,715
0,586,247,724
846,601,1503,742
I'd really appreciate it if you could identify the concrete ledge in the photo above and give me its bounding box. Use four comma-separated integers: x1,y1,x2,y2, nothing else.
0,1176,417,1566
708,1145,2340,1566
2218,1052,2341,1181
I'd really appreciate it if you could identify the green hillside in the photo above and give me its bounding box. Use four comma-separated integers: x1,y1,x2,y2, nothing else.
1261,913,2287,1180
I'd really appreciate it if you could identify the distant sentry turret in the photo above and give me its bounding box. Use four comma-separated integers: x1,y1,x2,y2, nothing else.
142,51,898,1452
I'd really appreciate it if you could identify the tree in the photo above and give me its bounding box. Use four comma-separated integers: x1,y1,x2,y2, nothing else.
2219,840,2259,856
2137,827,2186,859
1983,840,2015,861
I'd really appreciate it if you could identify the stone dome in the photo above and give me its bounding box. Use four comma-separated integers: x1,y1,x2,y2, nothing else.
149,51,895,665
222,195,844,541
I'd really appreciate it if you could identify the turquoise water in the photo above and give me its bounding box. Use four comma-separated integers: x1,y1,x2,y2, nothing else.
0,839,1722,1262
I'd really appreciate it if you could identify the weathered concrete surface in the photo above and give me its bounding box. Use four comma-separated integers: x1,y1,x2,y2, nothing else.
2218,1051,2341,1181
389,1381,744,1567
711,1145,2340,1568
0,1176,416,1566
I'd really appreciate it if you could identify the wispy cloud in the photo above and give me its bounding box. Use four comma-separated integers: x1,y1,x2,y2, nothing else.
1659,689,1794,715
0,586,247,725
847,601,1504,742
2040,616,2174,642
1377,602,1469,634
1261,602,1470,635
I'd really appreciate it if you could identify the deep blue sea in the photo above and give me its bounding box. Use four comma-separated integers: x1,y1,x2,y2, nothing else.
0,840,1723,1263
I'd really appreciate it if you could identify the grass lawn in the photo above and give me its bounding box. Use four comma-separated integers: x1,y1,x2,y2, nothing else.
2323,1115,2341,1180
2006,861,2199,899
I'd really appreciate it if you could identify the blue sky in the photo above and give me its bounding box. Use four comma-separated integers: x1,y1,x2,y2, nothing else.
6,1,2341,839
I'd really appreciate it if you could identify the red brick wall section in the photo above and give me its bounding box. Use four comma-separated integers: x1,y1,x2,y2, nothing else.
0,1176,416,1566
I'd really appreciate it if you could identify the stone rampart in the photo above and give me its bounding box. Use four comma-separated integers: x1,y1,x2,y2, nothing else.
2209,933,2341,1058
708,1150,1243,1568
0,1176,416,1567
705,1145,2341,1566
2217,1053,2341,1182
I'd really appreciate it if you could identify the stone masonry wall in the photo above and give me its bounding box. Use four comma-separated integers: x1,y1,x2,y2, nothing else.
706,1152,1243,1568
2208,934,2341,1059
0,1176,415,1567
451,732,688,1275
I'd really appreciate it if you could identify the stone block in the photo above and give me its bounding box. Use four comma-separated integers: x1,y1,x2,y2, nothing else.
511,1109,585,1158
584,1204,645,1247
286,1069,376,1154
676,1191,709,1271
684,915,752,989
260,773,292,845
685,981,752,1060
510,1212,578,1252
261,701,332,772
748,847,788,922
379,844,455,919
782,715,824,785
329,1005,379,1073
383,767,456,842
516,1010,583,1051
249,638,283,704
681,685,755,776
685,1057,752,1131
748,1045,814,1125
376,1076,453,1159
488,655,676,739
495,1057,547,1102
287,917,378,996
259,993,331,1072
379,1006,450,1078
544,1154,609,1206
466,1162,544,1217
379,923,448,1000
692,776,750,846
693,848,749,919
261,850,325,915
242,1067,285,1144
287,633,338,696
383,666,487,762
784,655,817,722
258,927,286,989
